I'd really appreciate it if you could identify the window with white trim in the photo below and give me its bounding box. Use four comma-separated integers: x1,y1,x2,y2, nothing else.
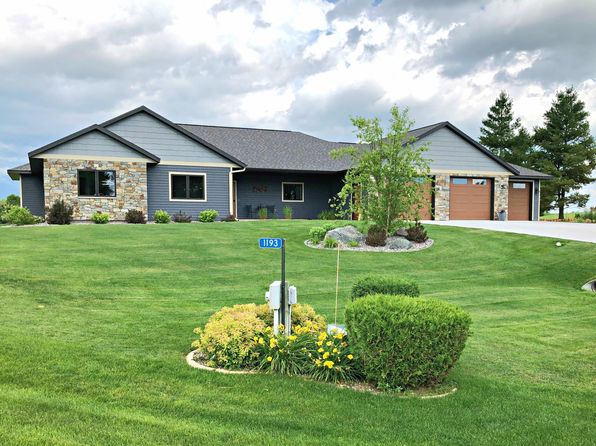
282,182,304,202
170,173,206,201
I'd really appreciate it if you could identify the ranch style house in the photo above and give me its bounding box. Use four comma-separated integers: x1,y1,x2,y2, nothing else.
8,106,551,221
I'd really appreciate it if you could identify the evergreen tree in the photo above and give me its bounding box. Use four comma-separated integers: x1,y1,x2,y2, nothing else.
480,91,520,159
533,87,596,218
509,126,535,167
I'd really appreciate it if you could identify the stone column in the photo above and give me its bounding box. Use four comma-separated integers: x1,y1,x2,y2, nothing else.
433,174,450,221
493,176,509,220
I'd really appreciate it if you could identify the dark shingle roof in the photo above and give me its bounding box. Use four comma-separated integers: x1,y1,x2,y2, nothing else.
180,124,355,172
508,163,553,179
7,163,31,180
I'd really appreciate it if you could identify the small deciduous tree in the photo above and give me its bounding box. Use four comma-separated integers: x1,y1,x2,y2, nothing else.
331,106,431,233
533,87,596,218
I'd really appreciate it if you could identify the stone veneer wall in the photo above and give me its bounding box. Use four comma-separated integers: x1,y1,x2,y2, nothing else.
43,159,148,220
432,173,510,221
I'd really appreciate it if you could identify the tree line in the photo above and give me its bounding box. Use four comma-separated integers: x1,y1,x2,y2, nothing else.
479,87,595,218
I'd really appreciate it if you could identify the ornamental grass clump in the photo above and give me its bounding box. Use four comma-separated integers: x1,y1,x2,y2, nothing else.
346,294,471,390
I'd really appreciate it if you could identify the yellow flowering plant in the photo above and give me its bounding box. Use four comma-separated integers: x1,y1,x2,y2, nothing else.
253,330,314,375
308,328,361,383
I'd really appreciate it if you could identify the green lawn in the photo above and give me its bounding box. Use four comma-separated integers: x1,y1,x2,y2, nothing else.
0,222,594,445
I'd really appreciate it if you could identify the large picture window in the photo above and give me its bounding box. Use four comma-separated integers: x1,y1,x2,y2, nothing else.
78,170,116,197
170,173,206,201
282,182,304,202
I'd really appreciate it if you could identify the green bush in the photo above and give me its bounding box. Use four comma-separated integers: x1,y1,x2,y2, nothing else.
223,214,237,222
324,236,338,248
173,211,192,223
258,207,268,219
153,209,171,224
199,209,219,222
322,222,336,232
346,294,471,389
406,222,428,243
365,224,387,247
318,209,336,220
125,209,146,224
0,200,13,223
351,274,420,301
91,212,109,224
192,304,266,369
283,206,293,219
4,207,40,225
347,240,360,248
47,199,73,225
308,226,327,244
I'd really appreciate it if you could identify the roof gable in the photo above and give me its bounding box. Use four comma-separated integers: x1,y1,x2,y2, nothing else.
28,125,160,162
102,106,246,167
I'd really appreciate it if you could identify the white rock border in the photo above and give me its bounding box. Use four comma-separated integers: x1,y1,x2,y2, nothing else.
304,238,434,253
186,350,256,375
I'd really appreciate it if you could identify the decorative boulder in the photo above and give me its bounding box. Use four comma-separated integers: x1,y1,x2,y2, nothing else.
395,227,408,237
326,225,365,244
386,237,412,250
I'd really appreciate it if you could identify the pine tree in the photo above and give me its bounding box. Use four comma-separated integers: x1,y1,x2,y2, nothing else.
533,87,596,218
480,91,520,159
509,126,534,167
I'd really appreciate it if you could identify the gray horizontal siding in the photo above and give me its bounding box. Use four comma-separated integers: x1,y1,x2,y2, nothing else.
235,171,343,219
147,165,230,220
417,127,510,173
107,112,231,163
36,130,151,159
20,174,45,216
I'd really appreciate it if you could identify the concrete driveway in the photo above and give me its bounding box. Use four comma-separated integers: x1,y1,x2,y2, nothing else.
425,220,596,243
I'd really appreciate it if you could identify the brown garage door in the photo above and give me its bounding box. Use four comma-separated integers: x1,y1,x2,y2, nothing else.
450,177,492,220
508,182,532,220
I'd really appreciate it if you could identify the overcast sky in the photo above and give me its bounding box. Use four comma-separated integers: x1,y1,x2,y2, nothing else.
1,0,594,207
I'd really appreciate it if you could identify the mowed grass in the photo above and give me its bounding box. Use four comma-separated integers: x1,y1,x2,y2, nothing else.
0,221,594,446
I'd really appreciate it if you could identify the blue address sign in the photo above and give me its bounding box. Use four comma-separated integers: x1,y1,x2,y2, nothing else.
259,238,283,249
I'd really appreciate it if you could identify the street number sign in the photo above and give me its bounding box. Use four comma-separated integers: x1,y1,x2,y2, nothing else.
259,237,283,249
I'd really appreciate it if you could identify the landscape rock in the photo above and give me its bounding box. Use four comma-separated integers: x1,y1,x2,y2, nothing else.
326,225,365,244
386,236,412,250
395,227,408,237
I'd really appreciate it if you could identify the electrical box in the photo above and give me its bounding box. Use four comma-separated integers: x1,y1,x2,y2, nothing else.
266,281,281,310
288,286,297,305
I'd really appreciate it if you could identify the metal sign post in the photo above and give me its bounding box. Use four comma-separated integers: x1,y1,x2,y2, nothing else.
280,238,286,334
259,237,292,336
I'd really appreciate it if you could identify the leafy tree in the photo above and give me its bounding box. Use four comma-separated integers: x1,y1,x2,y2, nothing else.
480,91,520,159
5,194,20,207
533,87,596,218
331,106,431,233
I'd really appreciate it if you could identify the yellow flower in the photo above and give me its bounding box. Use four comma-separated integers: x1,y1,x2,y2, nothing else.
318,347,324,353
289,335,297,342
323,352,330,359
334,333,344,340
258,337,264,345
269,338,278,348
267,356,273,362
332,348,339,353
253,336,259,342
315,359,322,366
316,340,323,346
326,341,332,347
323,360,334,369
278,323,285,331
318,332,327,341
347,354,353,360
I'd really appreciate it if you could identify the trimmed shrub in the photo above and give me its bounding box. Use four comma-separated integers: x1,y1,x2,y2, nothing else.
255,303,326,329
308,226,327,244
0,200,14,223
365,224,387,247
125,209,146,224
5,207,40,225
283,205,293,219
324,236,338,248
322,222,336,232
47,199,73,225
153,209,171,224
192,304,266,369
407,222,428,243
199,209,219,222
258,207,268,219
173,211,192,223
318,209,336,220
351,274,420,301
91,211,109,224
346,294,471,389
